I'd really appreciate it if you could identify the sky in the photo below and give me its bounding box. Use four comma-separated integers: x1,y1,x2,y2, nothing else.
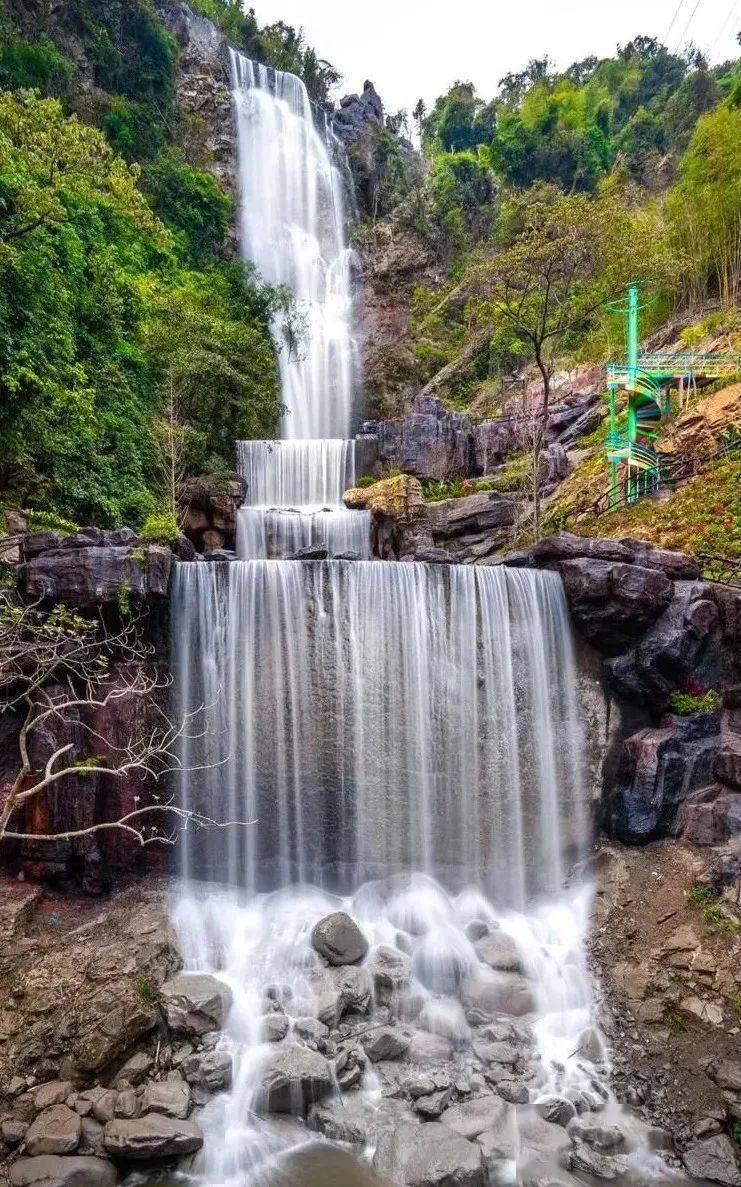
251,0,740,117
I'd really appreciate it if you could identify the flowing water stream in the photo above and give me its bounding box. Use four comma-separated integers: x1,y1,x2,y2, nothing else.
170,49,677,1187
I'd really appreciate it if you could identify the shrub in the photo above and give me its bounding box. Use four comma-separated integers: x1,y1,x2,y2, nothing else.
669,688,720,715
141,511,179,544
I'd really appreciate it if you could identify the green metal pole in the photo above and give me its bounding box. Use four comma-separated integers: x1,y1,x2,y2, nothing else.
627,283,639,501
608,381,618,509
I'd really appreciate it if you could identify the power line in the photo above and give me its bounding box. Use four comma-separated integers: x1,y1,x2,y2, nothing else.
665,0,688,40
675,0,702,50
709,0,740,54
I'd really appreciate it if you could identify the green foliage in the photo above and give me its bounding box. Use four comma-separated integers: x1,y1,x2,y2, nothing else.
137,976,155,1000
733,1120,741,1146
669,688,721,715
0,91,281,527
23,509,79,535
0,39,72,93
427,152,495,248
687,884,740,936
423,82,497,154
187,0,259,47
667,105,741,309
664,1010,685,1035
145,150,234,263
141,510,179,543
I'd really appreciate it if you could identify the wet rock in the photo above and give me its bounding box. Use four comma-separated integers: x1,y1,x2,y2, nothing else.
460,971,536,1017
373,1119,487,1187
535,1096,576,1127
25,1107,81,1156
293,1016,329,1044
414,1089,452,1118
573,1027,605,1064
10,1156,117,1187
69,989,160,1076
567,1120,625,1150
159,972,233,1034
179,1048,232,1094
308,1095,378,1144
315,965,372,1026
418,999,470,1045
262,1014,290,1042
472,1040,519,1068
405,1030,454,1065
361,1024,411,1062
465,920,490,943
311,912,368,966
140,1080,190,1120
682,1135,741,1186
78,1091,116,1126
369,945,412,1004
103,1115,203,1160
254,1043,333,1115
440,1094,510,1140
179,475,245,553
495,1079,530,1104
559,559,673,654
291,545,329,561
568,1138,629,1180
474,932,522,973
78,1118,106,1158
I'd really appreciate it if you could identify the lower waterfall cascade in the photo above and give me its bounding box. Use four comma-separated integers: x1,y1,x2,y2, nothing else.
171,560,678,1186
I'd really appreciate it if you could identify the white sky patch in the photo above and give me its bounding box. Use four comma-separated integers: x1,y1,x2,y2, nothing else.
251,0,740,117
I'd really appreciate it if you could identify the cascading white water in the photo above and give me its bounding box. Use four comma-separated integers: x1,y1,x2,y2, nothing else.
230,54,359,441
173,562,586,899
166,42,664,1187
172,560,602,1186
229,57,368,559
236,440,371,560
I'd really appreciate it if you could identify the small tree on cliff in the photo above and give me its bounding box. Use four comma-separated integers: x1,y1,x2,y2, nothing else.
465,185,670,538
0,592,236,852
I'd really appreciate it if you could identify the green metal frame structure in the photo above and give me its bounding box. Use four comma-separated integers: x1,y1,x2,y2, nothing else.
604,284,740,510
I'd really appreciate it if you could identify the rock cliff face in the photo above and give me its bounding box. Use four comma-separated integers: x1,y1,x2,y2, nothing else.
504,533,741,848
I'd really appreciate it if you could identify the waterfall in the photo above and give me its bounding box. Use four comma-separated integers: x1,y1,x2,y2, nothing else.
229,54,368,559
173,561,586,899
165,44,650,1187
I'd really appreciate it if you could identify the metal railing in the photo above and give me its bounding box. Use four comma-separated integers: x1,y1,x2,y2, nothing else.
695,554,741,588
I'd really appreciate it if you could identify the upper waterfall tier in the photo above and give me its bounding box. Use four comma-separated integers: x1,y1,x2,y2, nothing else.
230,53,360,440
172,560,587,906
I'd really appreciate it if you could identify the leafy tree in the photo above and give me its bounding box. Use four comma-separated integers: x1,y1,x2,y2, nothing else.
424,82,497,153
667,105,741,309
427,151,495,249
145,149,235,263
457,187,671,535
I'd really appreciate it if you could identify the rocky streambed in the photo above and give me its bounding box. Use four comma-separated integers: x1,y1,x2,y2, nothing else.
2,857,739,1187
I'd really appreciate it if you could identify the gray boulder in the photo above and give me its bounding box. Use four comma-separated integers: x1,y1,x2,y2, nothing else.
374,1119,487,1187
180,1048,232,1092
369,945,412,1004
140,1080,190,1120
460,972,536,1017
10,1157,116,1187
440,1094,511,1140
573,1026,605,1064
103,1115,203,1160
253,1043,333,1115
311,912,368,965
308,1095,378,1145
25,1107,82,1157
262,1014,290,1042
34,1083,74,1111
315,965,372,1027
475,932,523,973
159,973,233,1034
361,1025,411,1062
535,1096,577,1127
568,1139,629,1180
682,1135,741,1187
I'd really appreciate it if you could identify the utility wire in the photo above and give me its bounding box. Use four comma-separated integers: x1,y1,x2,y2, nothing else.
665,0,688,40
709,0,740,53
675,0,703,50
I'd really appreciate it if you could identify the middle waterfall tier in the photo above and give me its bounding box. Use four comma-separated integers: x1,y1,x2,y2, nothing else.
236,438,370,560
172,560,587,904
